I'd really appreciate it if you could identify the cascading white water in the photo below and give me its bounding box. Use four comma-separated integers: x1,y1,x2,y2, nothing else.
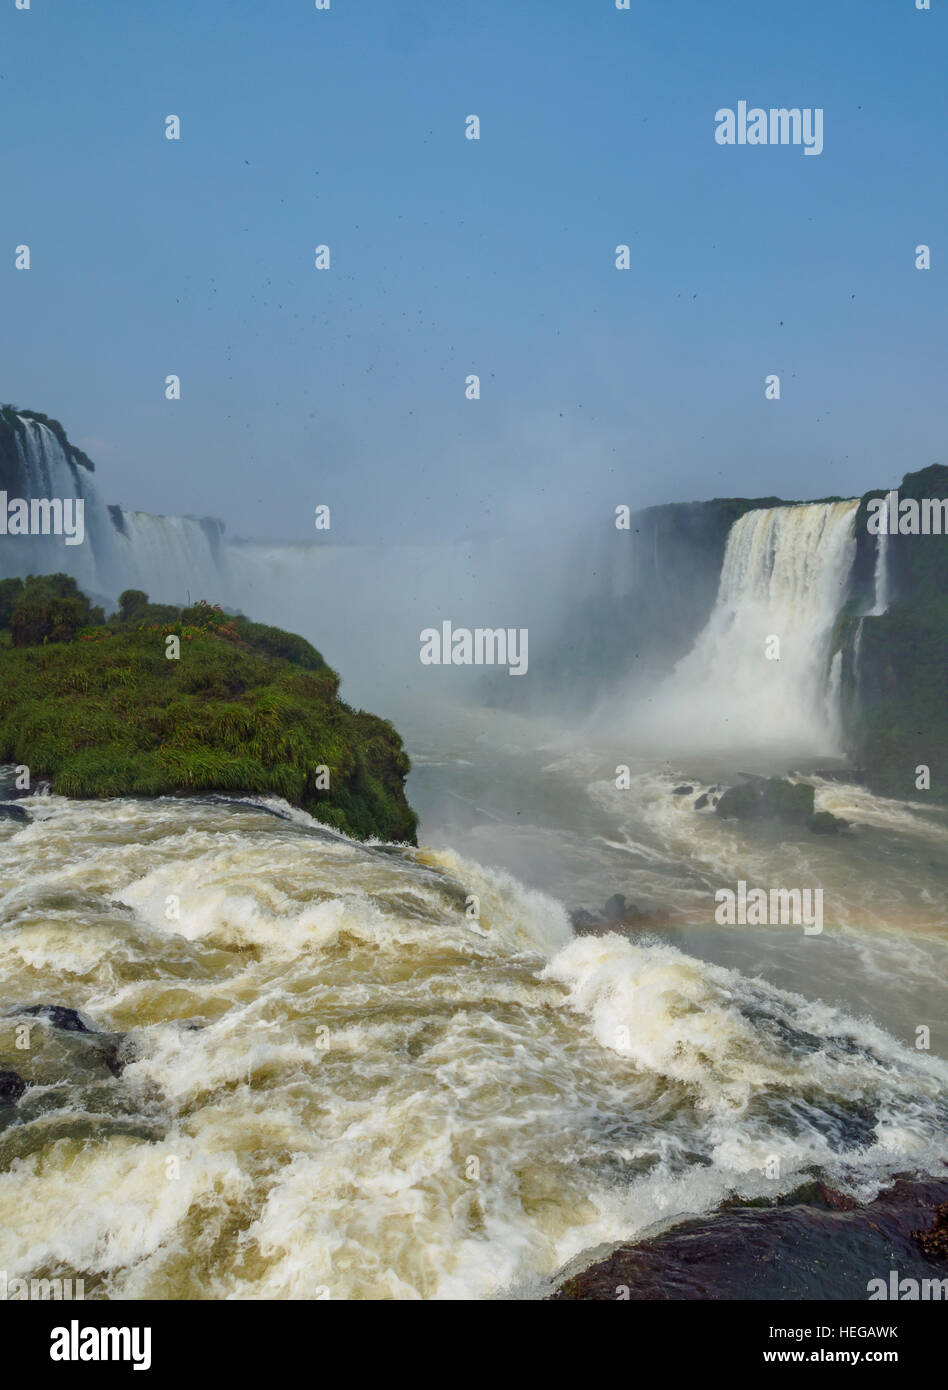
851,616,865,714
634,501,860,755
1,421,865,746
1,419,105,594
2,791,946,1298
2,420,543,709
110,510,228,606
1,415,228,604
870,530,889,615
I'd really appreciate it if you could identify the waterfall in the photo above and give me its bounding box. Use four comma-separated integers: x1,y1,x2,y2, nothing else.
852,615,865,714
1,415,540,708
109,510,228,605
1,418,107,594
633,500,860,755
872,525,884,614
1,414,228,605
1,415,865,745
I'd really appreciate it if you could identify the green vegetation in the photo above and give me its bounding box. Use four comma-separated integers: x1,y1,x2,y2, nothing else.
4,573,104,647
0,578,417,844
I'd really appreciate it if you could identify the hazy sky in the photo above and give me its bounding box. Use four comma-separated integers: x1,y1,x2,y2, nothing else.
1,0,945,542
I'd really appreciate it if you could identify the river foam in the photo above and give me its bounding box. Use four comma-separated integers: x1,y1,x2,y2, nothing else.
1,792,945,1299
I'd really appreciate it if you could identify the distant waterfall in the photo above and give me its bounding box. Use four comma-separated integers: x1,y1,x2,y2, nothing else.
1,418,106,594
1,414,865,743
634,501,860,755
852,616,865,713
870,530,889,615
109,509,228,606
0,415,227,603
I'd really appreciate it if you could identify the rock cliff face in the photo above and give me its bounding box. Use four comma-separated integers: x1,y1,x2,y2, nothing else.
837,464,948,801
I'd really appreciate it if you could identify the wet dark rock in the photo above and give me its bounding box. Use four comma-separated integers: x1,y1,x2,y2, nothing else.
0,1070,29,1104
551,1177,948,1300
99,1036,137,1078
22,1004,94,1033
0,778,51,801
0,803,29,824
671,785,694,796
19,1004,132,1076
719,1179,861,1212
808,810,849,835
913,1201,948,1260
770,1179,859,1212
716,777,814,825
693,793,710,810
571,893,670,935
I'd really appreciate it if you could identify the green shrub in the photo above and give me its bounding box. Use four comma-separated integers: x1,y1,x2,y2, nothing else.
0,577,24,629
10,575,104,646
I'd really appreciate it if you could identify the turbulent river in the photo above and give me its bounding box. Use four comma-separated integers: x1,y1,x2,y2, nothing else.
2,417,945,1297
2,708,946,1300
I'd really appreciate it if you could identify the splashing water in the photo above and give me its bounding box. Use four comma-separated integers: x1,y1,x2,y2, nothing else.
624,501,860,756
0,793,944,1300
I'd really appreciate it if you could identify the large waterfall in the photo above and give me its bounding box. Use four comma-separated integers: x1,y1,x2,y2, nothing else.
1,418,554,709
625,500,861,756
1,416,865,745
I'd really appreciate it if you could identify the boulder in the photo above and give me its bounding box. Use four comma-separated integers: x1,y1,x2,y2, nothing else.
715,777,814,825
19,1004,132,1076
571,893,670,935
550,1178,948,1300
22,1004,93,1033
0,1070,28,1104
808,811,849,835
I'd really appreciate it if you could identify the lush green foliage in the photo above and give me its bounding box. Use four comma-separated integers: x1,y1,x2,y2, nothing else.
9,573,105,646
0,578,24,629
0,582,417,843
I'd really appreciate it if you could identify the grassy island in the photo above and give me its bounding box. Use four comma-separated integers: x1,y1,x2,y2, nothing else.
0,575,418,844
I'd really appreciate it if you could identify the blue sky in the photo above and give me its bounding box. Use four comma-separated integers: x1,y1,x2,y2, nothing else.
1,0,945,541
